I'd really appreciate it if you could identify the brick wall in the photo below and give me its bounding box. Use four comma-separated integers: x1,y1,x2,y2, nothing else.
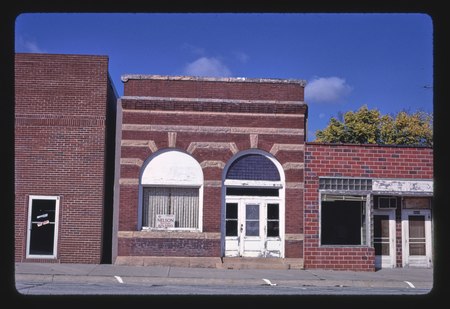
122,75,304,101
117,75,307,258
304,143,433,271
15,53,116,263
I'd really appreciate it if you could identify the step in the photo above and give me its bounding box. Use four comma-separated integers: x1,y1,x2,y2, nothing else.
115,256,304,270
219,257,303,270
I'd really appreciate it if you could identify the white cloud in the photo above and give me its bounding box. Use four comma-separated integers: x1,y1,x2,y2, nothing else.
16,36,46,53
305,76,352,103
184,57,232,77
232,51,249,63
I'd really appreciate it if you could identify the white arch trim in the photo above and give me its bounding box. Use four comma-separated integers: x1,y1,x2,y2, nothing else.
141,149,203,186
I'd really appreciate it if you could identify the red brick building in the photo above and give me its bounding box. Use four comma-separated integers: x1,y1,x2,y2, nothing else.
15,53,433,271
114,75,307,268
304,143,433,271
15,53,117,263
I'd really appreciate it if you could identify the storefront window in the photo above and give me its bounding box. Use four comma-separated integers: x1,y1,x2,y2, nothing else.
321,195,367,245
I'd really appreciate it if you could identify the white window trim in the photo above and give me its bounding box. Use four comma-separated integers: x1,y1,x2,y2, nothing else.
26,195,60,259
224,179,283,188
138,149,204,232
319,191,371,247
141,185,203,231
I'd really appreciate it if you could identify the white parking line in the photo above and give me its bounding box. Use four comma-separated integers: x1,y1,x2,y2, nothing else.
114,275,124,284
262,278,277,286
404,281,415,288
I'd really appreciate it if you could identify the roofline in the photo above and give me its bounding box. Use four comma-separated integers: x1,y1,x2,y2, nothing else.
306,141,433,149
121,74,307,86
15,52,110,59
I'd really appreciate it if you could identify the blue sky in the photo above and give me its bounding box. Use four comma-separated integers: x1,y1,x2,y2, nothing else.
15,13,433,141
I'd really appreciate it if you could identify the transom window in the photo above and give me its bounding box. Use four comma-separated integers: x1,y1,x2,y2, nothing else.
319,177,372,191
226,154,280,181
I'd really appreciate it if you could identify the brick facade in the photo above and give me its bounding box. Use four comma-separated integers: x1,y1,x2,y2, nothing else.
304,143,433,271
15,53,434,270
15,53,117,263
116,75,307,261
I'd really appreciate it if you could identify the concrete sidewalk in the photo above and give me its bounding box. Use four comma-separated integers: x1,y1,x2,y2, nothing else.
15,262,434,290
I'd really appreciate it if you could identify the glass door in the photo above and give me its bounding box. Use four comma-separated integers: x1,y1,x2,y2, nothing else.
374,210,396,268
224,198,283,258
240,202,262,257
402,209,432,267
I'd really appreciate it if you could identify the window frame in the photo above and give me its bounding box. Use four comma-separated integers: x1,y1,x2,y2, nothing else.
138,149,204,232
319,192,371,247
26,195,60,259
141,185,201,231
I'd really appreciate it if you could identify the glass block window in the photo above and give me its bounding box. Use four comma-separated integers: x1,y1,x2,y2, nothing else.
319,178,372,191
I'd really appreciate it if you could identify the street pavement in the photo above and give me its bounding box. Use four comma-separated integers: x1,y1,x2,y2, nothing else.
14,262,435,291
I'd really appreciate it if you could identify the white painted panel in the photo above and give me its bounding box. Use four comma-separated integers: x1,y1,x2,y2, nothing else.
225,239,239,251
225,232,239,257
373,179,433,193
141,151,203,186
243,238,262,250
266,240,282,251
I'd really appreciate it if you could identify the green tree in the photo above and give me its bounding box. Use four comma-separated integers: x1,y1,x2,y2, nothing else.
314,105,433,146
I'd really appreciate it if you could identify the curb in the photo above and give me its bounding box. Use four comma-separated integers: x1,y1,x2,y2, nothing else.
15,273,433,290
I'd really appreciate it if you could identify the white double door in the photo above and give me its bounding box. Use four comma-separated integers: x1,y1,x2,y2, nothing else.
224,197,283,258
374,209,432,268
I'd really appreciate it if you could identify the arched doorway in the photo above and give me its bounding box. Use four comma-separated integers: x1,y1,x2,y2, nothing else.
222,150,285,258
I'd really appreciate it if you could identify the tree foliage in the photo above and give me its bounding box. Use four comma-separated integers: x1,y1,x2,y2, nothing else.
314,105,433,146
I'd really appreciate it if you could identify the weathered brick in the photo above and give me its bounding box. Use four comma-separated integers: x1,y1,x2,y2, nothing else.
15,53,117,264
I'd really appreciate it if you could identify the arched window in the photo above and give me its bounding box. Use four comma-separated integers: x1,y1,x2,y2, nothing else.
140,150,203,231
226,153,281,181
223,151,284,191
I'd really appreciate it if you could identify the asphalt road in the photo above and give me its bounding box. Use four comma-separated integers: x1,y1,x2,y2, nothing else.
15,280,433,296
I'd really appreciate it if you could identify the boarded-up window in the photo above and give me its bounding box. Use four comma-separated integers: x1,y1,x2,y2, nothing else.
403,197,431,209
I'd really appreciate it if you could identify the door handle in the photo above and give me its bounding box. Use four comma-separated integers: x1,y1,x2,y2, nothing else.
240,224,243,233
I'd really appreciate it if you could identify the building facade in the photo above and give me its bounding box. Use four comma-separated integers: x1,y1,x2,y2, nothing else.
15,53,117,264
304,143,433,271
114,75,308,268
15,53,433,270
